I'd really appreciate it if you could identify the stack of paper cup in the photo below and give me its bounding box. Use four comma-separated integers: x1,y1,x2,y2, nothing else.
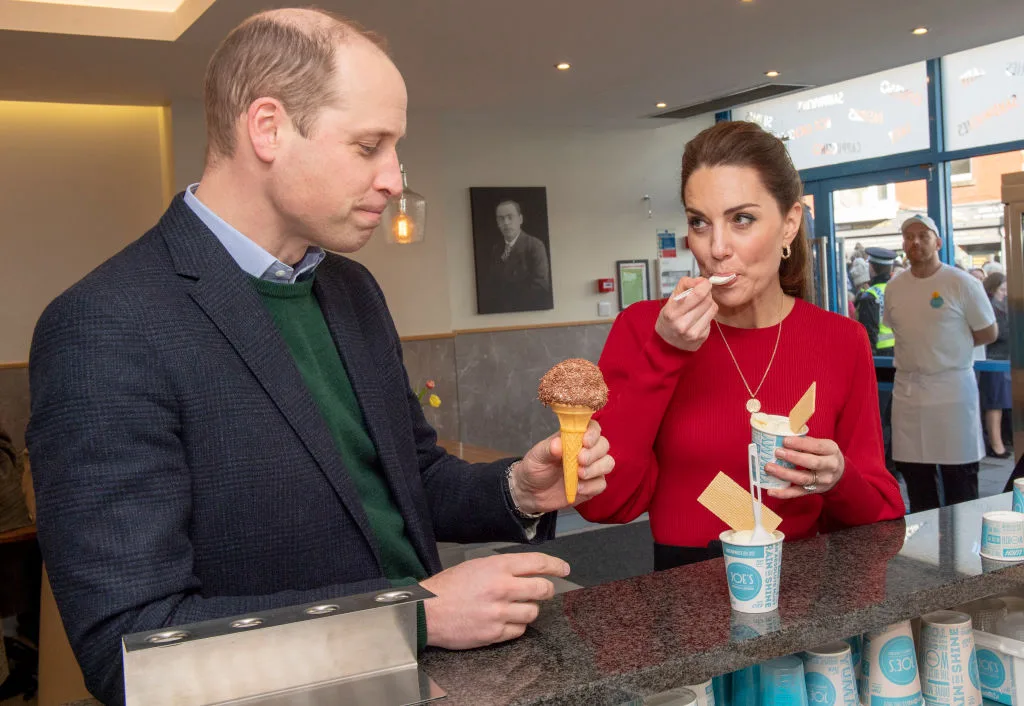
859,620,923,706
720,529,785,613
802,642,858,706
682,679,715,706
750,413,808,489
975,643,1014,705
760,655,809,705
980,511,1024,561
711,675,729,706
919,611,982,706
1013,478,1024,513
731,665,760,706
985,612,1024,705
845,635,863,679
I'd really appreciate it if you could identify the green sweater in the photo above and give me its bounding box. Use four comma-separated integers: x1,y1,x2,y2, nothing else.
253,276,428,646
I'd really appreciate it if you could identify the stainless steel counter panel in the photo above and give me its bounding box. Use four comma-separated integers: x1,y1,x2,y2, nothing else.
122,585,443,706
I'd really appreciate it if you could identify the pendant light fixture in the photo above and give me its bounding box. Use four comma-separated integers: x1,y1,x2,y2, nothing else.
386,164,426,245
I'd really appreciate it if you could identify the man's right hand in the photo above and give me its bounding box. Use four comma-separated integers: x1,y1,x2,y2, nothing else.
420,552,570,650
655,277,718,352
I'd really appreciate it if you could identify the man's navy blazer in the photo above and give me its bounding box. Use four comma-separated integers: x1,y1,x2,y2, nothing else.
27,195,555,705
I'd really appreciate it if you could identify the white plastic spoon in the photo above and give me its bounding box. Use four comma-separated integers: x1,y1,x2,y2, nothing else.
748,442,773,543
672,273,737,301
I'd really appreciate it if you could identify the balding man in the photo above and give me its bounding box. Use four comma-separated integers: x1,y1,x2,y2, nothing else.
884,214,997,512
27,9,613,704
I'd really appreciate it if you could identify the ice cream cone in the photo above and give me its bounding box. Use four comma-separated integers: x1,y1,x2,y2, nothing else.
550,403,593,503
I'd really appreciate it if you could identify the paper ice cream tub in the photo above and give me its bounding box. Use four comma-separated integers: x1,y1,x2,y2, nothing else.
803,641,859,706
750,413,808,489
981,511,1024,561
918,610,981,706
859,620,923,706
1013,478,1024,513
720,529,784,614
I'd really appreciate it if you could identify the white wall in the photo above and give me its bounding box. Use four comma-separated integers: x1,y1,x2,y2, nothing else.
172,98,205,195
438,117,711,330
169,101,712,336
0,101,171,363
346,114,455,336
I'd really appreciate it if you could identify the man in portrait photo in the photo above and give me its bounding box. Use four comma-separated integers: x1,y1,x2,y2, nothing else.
474,194,553,314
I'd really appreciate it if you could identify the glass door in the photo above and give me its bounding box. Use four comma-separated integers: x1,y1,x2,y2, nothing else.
805,165,933,315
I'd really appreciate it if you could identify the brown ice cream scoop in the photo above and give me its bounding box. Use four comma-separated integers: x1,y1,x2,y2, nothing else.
537,358,608,410
538,359,608,503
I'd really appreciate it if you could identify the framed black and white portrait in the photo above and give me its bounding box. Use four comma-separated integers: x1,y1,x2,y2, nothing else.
469,187,554,315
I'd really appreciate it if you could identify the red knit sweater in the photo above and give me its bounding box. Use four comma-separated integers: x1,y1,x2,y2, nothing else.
577,298,905,546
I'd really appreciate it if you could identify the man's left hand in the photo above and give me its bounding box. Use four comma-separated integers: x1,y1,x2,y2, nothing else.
510,421,613,514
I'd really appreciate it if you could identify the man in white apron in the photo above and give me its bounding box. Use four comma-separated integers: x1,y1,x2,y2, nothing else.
884,215,998,512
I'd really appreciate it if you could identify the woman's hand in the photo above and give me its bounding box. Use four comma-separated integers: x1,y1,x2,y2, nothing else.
764,435,845,499
655,277,718,352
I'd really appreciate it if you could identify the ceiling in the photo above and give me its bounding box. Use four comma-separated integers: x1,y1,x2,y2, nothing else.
1,0,1023,128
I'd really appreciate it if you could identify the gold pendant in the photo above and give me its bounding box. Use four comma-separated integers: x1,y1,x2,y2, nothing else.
746,398,761,414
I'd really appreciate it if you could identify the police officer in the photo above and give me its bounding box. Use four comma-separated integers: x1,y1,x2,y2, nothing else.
855,247,897,353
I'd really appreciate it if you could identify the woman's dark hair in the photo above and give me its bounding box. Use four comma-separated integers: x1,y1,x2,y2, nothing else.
984,271,1006,298
680,121,813,301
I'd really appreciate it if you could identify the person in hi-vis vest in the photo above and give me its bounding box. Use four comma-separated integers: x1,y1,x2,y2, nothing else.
855,247,897,354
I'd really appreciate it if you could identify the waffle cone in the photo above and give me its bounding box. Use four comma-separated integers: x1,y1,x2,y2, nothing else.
550,403,594,503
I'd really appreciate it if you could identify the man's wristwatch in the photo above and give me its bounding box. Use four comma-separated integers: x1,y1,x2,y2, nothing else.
506,461,545,520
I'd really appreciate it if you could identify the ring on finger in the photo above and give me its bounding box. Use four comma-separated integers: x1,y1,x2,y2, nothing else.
802,471,818,493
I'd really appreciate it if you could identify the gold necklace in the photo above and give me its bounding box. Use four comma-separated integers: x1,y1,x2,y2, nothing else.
715,293,784,414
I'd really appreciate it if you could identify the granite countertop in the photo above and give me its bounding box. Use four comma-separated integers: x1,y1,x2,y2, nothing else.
421,493,1024,706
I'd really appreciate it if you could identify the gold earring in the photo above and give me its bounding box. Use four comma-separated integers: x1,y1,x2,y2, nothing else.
782,245,792,260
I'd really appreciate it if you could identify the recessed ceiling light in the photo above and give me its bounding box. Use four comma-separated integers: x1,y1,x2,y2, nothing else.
555,62,571,71
765,70,780,78
1,0,214,40
912,27,928,35
10,0,185,9
656,102,667,109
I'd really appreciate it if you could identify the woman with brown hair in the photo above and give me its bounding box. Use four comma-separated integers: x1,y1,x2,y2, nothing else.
577,121,905,569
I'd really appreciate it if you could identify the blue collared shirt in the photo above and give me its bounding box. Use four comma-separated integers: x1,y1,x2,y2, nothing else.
184,183,325,283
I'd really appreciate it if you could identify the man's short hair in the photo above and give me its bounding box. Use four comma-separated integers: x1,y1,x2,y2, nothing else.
496,200,522,217
203,9,386,162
